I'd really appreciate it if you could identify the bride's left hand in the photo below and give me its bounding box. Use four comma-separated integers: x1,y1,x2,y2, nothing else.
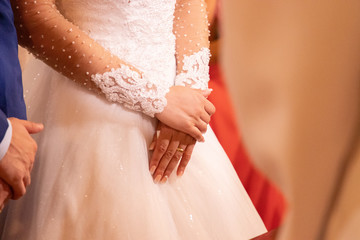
148,122,196,184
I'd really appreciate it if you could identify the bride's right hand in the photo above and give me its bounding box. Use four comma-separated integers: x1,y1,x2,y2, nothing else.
155,86,215,142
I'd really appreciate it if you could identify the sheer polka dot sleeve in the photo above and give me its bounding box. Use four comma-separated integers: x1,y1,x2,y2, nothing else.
11,0,168,117
173,0,210,90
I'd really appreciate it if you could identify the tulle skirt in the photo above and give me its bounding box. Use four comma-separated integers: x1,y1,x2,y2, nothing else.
0,57,266,239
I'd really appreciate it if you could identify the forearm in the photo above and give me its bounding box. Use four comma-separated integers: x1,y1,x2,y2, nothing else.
13,0,124,88
173,0,211,90
12,0,167,116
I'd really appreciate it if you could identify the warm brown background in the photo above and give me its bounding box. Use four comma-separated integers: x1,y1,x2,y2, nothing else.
223,1,360,239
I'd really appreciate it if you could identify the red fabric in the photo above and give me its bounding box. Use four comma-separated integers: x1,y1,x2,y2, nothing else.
208,63,286,231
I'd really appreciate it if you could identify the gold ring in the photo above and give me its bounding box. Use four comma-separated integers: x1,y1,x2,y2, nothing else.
176,147,184,153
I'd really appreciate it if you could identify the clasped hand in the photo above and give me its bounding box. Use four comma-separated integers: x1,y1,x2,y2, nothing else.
155,86,215,142
148,122,196,183
151,86,215,183
0,118,43,210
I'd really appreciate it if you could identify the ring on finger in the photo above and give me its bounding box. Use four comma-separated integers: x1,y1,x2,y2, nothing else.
176,147,184,153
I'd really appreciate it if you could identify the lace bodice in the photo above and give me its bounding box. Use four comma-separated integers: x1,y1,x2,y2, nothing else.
12,0,210,116
57,0,177,89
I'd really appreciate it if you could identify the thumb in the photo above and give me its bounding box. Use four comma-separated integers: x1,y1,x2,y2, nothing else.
149,130,160,150
200,88,213,98
20,120,44,134
0,180,11,206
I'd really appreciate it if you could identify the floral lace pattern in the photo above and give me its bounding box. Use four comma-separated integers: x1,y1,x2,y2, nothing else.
13,0,176,117
175,48,210,90
59,0,176,116
13,0,210,117
91,67,168,117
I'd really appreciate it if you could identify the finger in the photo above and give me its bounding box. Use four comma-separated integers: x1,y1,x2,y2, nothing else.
187,126,204,142
153,140,180,183
23,174,31,188
11,179,26,200
204,100,216,116
162,144,186,182
200,111,211,124
195,120,208,134
18,120,44,134
177,142,196,177
0,179,11,205
148,130,159,151
149,134,171,176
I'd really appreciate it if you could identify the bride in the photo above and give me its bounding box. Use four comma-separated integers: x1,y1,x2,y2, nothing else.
0,0,266,239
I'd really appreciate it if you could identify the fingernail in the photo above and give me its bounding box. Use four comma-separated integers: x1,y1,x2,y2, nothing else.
149,142,155,150
178,170,184,177
36,123,44,130
154,175,162,184
149,166,156,175
160,176,168,184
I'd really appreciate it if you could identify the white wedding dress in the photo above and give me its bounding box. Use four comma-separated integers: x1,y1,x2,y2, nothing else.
0,0,266,239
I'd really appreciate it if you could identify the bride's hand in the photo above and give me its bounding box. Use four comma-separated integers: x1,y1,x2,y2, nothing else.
148,122,196,184
155,86,215,142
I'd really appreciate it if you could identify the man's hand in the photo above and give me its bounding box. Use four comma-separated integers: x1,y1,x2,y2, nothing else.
0,118,43,200
0,179,12,211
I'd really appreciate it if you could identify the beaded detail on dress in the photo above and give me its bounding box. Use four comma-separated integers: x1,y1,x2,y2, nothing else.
56,0,177,84
59,0,176,116
12,0,210,116
175,48,210,90
13,0,177,117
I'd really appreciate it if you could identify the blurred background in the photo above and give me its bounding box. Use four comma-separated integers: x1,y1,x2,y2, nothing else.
18,0,360,239
221,1,360,240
